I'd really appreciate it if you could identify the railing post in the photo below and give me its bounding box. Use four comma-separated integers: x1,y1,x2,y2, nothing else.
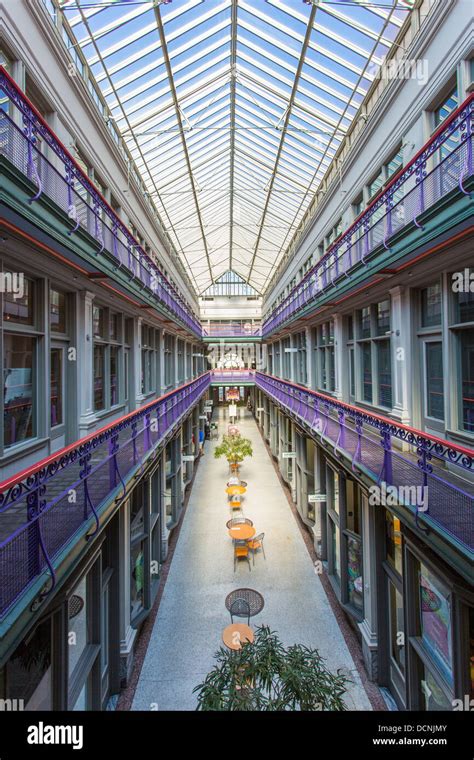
108,433,119,489
336,409,345,451
27,486,42,580
414,157,427,229
352,415,363,472
144,412,152,451
379,425,393,485
131,420,138,464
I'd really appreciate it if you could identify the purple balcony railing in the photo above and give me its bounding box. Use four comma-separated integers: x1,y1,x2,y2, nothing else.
0,67,201,339
0,372,210,618
202,322,262,338
210,369,255,383
263,94,474,337
255,372,473,553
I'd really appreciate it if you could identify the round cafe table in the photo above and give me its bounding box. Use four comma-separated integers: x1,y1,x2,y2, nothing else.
222,623,254,650
228,524,255,541
226,485,246,496
227,480,247,488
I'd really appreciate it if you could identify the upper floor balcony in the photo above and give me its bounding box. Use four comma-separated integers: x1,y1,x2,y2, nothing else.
0,372,210,623
255,372,473,575
262,94,473,338
0,67,202,340
202,321,262,340
210,369,256,385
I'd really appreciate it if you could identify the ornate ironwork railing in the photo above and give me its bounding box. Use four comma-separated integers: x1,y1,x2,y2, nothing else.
203,322,262,338
262,94,474,337
255,372,473,553
0,67,201,339
0,373,210,618
210,369,255,383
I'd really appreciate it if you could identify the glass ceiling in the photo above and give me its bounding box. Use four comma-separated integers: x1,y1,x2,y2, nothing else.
60,0,415,295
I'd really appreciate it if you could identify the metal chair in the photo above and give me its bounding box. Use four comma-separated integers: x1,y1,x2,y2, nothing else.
234,540,251,572
229,597,251,626
248,533,266,565
226,517,253,529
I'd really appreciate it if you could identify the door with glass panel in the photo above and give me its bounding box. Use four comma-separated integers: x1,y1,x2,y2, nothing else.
421,337,445,433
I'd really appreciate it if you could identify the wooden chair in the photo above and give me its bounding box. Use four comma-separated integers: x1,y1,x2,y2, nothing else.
230,496,242,511
234,540,251,572
248,532,266,565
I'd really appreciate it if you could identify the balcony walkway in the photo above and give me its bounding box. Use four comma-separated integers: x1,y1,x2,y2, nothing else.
132,408,372,711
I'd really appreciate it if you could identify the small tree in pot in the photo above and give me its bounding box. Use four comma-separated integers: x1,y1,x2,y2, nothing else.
214,434,253,470
193,625,349,711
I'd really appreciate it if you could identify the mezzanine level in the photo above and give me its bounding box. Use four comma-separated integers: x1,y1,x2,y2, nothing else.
0,67,201,340
262,95,474,338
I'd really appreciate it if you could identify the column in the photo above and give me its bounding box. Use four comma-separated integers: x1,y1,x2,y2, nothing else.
118,501,137,685
389,285,411,424
358,494,381,681
77,290,98,436
160,330,166,391
333,313,344,401
134,317,145,406
305,327,314,390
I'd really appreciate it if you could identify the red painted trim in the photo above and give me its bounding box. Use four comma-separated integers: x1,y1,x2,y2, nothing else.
1,220,89,275
0,373,210,493
256,372,474,457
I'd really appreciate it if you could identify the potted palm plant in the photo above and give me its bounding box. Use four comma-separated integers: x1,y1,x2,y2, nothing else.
193,625,350,711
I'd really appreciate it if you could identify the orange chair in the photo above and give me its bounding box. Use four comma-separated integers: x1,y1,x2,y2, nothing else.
234,540,251,572
248,533,265,565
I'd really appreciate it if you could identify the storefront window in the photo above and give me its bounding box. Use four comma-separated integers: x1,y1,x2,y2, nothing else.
110,345,119,406
50,347,63,427
3,334,35,447
451,287,474,432
362,343,372,402
389,582,405,676
345,481,362,612
131,542,145,619
421,283,442,327
68,576,89,677
347,535,363,611
93,344,105,411
332,468,340,515
425,342,444,420
3,276,34,325
72,682,87,711
93,305,104,339
5,619,52,710
459,329,474,433
357,300,392,408
50,289,66,333
418,563,453,687
385,511,403,575
419,661,452,711
331,520,341,583
130,483,145,542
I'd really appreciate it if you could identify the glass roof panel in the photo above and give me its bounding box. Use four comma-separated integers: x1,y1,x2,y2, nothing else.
60,0,415,293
